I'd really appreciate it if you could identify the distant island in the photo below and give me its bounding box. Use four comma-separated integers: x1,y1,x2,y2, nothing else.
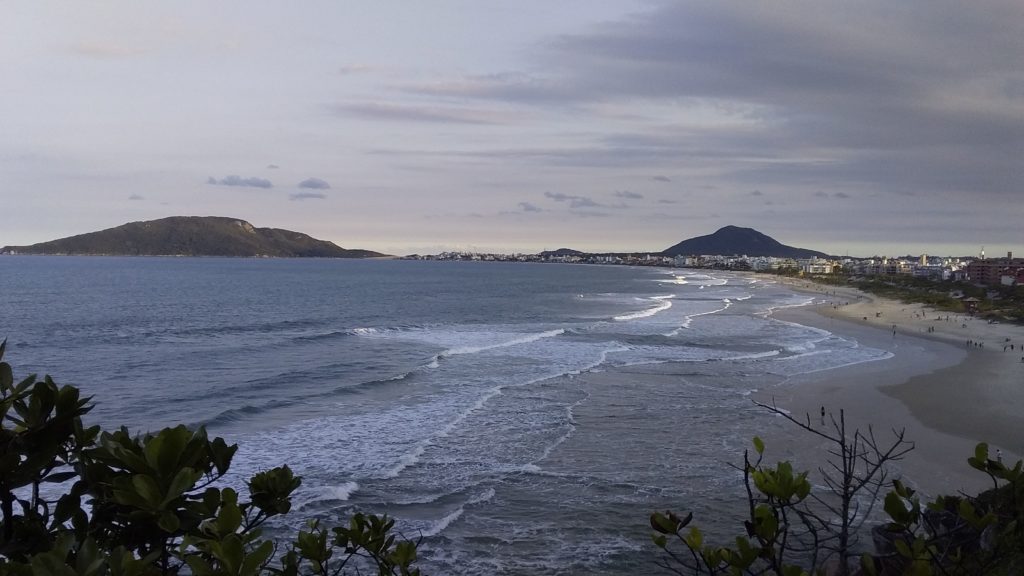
661,225,828,259
0,216,386,258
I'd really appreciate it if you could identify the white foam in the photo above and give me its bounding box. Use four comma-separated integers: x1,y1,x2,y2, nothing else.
613,296,673,321
293,481,360,509
664,301,731,336
381,443,427,479
350,327,379,335
442,328,565,357
319,481,359,501
420,488,496,537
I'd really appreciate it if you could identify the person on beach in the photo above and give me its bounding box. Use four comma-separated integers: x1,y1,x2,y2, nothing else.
820,406,825,426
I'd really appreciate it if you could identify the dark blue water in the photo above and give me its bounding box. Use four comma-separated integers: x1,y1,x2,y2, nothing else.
0,256,889,574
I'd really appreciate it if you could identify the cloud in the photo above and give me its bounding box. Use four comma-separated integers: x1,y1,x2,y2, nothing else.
749,190,764,196
207,175,273,189
814,190,852,199
298,177,331,190
400,2,1022,200
128,194,144,201
338,64,373,75
70,41,148,59
544,191,600,209
652,175,672,183
334,103,508,125
267,164,279,169
658,199,679,204
614,190,644,199
289,192,326,201
518,202,543,212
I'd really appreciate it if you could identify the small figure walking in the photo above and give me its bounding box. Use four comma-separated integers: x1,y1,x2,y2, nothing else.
820,406,826,426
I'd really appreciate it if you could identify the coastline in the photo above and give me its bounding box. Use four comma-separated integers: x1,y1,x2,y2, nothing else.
760,276,1024,494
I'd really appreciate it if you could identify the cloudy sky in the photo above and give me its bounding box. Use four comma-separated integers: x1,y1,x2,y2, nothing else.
2,1,1022,257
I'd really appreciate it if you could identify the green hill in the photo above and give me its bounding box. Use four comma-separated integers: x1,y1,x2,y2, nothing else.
1,216,385,258
662,226,828,258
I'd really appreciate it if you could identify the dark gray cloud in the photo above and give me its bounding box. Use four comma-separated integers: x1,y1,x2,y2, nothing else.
289,191,326,201
207,175,273,189
128,194,144,200
652,175,671,183
401,1,1023,200
614,190,644,199
544,191,600,209
298,177,331,190
518,202,543,212
749,190,763,196
267,164,279,169
814,190,852,199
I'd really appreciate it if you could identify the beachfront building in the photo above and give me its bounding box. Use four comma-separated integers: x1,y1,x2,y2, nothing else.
799,258,834,274
964,254,1024,285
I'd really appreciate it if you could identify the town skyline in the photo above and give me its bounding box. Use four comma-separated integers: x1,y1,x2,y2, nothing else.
3,1,1022,257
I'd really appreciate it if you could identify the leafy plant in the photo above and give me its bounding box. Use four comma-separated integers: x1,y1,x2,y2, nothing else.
651,402,1024,575
0,341,422,575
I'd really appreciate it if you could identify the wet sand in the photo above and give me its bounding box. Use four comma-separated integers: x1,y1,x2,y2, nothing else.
765,279,1024,496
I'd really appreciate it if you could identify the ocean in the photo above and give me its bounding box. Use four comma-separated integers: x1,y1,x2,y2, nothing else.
0,257,891,574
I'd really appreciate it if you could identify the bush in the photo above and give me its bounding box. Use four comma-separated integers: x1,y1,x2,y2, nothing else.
651,404,1024,575
0,340,422,575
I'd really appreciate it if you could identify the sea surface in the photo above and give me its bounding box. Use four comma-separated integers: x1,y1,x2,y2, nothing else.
0,257,891,574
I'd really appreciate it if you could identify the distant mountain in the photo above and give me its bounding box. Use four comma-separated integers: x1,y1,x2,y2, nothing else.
538,248,585,257
662,226,828,258
1,216,386,258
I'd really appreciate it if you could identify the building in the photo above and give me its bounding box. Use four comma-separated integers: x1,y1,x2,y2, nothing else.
964,253,1024,285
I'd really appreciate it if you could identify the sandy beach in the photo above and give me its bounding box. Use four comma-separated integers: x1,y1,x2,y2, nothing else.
762,277,1024,496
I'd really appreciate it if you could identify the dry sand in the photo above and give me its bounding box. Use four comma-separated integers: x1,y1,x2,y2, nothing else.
764,277,1024,496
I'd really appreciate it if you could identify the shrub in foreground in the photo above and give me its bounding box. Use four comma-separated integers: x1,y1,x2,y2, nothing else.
0,341,421,575
652,404,1024,575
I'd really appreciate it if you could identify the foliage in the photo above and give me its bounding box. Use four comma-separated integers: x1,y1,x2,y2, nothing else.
0,216,384,258
861,443,1024,575
651,404,1024,575
652,403,912,575
0,341,422,575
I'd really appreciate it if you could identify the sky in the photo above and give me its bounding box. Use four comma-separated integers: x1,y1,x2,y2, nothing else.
2,1,1022,257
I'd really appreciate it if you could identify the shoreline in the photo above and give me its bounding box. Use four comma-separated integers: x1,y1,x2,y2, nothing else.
759,276,1024,494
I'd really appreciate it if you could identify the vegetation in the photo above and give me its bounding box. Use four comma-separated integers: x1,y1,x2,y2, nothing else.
768,269,1024,323
0,216,384,258
0,340,420,575
662,226,828,260
651,404,1024,575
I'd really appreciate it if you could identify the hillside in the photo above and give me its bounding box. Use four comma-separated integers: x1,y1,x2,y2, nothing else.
1,216,385,258
662,226,828,258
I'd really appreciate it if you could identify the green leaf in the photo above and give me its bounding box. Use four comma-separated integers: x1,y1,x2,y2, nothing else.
884,492,910,525
894,538,912,558
752,436,765,454
974,443,988,462
240,540,275,576
157,510,180,533
218,500,243,534
860,553,879,576
131,474,163,508
163,466,200,505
